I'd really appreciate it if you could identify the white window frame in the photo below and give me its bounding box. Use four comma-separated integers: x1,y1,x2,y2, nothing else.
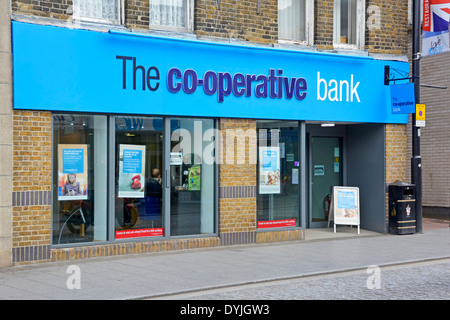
278,0,314,46
149,0,194,33
333,0,365,50
72,0,123,25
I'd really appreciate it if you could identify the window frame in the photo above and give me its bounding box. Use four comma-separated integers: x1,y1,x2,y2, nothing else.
52,113,218,247
333,0,366,50
277,0,315,46
149,0,195,33
256,120,305,231
51,113,109,247
72,0,123,26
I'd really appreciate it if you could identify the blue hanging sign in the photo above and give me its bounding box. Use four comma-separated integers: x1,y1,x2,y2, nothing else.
390,83,416,114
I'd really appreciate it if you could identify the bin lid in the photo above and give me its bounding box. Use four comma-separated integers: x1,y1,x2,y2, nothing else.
390,180,415,187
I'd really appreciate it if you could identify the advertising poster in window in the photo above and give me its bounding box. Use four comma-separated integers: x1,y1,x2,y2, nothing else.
187,164,201,191
58,144,88,201
258,219,296,228
118,144,146,198
115,228,164,240
259,147,280,194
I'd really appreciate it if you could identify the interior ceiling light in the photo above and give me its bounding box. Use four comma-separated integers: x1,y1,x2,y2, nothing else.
321,123,335,127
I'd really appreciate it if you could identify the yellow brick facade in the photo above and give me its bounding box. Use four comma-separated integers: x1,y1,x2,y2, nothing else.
12,111,52,262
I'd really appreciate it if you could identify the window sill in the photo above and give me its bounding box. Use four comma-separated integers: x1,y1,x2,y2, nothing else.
275,40,316,52
12,13,128,33
333,43,363,51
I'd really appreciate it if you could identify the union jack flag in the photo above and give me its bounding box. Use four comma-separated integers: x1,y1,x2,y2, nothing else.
422,0,450,56
423,0,450,32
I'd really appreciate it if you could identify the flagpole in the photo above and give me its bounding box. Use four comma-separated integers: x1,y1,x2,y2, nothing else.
412,0,423,233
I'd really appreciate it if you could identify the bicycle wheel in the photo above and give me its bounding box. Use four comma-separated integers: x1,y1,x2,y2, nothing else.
60,201,90,234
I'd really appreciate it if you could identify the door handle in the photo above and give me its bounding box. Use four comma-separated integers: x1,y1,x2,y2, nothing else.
165,169,170,188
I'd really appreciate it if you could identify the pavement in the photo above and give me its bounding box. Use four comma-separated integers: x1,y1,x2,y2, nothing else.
0,218,448,300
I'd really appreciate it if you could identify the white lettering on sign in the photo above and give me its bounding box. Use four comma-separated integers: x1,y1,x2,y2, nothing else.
317,72,360,103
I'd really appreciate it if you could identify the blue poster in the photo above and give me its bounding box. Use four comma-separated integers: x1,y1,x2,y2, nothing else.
122,149,143,173
62,148,84,174
262,150,278,171
337,191,355,209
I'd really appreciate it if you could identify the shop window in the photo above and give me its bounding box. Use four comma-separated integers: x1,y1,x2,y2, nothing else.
257,121,300,229
52,114,108,245
170,118,215,236
114,116,164,240
278,0,314,45
333,0,365,49
73,0,121,24
53,114,216,244
149,0,193,31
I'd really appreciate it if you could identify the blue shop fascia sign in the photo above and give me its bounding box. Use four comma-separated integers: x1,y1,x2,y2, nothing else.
12,21,408,124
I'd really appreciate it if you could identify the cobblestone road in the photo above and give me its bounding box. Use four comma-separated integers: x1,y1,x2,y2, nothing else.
162,259,450,300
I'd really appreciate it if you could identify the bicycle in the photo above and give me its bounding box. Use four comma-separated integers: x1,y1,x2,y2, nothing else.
58,201,90,244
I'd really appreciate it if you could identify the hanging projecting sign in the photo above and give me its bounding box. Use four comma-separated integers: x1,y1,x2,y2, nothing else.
12,21,409,124
390,83,415,114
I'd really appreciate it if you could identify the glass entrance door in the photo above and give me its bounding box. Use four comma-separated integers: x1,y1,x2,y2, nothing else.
169,118,215,236
310,137,343,227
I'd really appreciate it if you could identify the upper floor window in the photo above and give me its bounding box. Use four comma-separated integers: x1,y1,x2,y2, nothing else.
333,0,365,49
278,0,314,45
150,0,194,32
73,0,121,24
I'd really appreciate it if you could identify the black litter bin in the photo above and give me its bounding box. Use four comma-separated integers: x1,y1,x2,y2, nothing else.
389,181,416,235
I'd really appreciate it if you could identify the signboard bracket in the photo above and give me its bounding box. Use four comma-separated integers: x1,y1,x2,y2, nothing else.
384,65,419,85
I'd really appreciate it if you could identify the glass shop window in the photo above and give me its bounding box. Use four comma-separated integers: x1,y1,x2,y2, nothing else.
114,116,164,240
52,114,108,245
257,121,300,229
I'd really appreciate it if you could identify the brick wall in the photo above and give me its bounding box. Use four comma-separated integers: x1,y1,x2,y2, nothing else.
385,124,408,222
315,0,334,50
385,124,408,184
125,0,149,30
12,0,72,20
11,0,410,53
365,0,410,55
195,0,278,44
12,111,52,263
218,118,257,244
